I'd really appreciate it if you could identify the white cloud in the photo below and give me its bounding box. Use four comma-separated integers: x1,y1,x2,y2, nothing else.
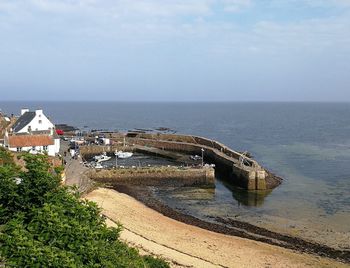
1,0,350,101
221,0,252,12
0,0,349,57
24,0,214,17
0,0,254,17
306,0,350,7
117,0,213,17
0,1,21,13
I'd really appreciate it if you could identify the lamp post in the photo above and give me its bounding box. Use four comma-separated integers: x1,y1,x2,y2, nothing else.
74,138,77,160
201,148,204,167
115,152,118,168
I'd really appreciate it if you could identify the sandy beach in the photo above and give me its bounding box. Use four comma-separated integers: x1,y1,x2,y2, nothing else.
85,188,348,268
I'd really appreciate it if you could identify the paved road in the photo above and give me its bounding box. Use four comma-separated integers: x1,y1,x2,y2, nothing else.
60,140,92,193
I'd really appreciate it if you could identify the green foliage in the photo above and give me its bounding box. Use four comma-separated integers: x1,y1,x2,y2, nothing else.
0,147,15,167
0,148,20,223
0,151,169,267
142,256,170,268
54,165,64,176
0,153,61,223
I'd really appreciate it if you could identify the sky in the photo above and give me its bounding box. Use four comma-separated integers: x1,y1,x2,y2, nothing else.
0,0,350,102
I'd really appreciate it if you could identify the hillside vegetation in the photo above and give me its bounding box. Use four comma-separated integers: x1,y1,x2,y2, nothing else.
0,148,168,267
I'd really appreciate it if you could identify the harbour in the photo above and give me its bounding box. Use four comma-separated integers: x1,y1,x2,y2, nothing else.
2,2,350,266
77,132,281,191
59,135,349,262
1,101,350,261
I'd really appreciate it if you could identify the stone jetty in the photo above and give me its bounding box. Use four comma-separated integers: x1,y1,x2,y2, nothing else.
79,132,282,190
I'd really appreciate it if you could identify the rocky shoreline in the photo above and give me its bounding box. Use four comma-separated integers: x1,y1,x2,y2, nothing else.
110,184,350,264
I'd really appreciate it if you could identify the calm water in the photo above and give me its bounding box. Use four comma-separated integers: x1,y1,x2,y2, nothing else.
1,101,350,247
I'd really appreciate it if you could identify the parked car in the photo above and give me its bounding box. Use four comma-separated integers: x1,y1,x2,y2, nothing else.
56,129,64,135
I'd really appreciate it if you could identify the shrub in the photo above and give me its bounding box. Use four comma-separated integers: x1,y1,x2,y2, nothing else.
0,152,169,267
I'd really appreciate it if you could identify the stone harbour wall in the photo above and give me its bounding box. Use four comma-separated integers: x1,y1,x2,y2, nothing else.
88,166,215,188
125,134,270,190
79,132,282,190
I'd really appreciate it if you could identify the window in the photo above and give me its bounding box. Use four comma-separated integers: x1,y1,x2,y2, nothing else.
39,120,42,124
43,146,48,151
32,146,35,150
17,147,22,152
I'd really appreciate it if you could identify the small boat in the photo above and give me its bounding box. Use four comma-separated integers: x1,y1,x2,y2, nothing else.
190,155,202,161
94,152,111,162
93,152,105,161
115,150,133,159
204,163,216,168
94,163,104,169
96,155,111,162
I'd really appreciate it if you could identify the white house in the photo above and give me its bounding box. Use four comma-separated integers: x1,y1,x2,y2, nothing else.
11,109,55,134
4,134,59,156
4,109,60,156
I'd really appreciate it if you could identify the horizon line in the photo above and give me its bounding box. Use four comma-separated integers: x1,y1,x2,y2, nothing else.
1,100,350,104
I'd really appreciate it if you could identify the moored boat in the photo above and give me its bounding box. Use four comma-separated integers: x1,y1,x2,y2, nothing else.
190,155,202,161
114,150,133,159
94,152,111,162
94,163,104,169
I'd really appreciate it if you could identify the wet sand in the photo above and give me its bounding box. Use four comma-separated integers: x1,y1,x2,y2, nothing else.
110,185,350,263
85,188,349,268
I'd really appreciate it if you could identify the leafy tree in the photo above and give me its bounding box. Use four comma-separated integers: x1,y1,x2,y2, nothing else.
0,151,169,267
0,148,20,224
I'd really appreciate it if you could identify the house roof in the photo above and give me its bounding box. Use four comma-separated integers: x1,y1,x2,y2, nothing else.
8,135,54,147
12,112,36,132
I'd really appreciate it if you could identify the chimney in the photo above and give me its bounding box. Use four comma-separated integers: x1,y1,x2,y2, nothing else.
4,130,9,147
21,108,29,115
35,109,43,116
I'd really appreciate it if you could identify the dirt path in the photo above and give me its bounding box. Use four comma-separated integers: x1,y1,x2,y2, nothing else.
85,188,348,268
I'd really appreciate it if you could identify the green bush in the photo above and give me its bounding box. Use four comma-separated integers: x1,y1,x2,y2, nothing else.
0,151,169,267
0,148,15,166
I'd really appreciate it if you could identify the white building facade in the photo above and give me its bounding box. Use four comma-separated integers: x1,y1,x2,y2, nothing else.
5,134,59,156
4,109,60,156
13,109,55,133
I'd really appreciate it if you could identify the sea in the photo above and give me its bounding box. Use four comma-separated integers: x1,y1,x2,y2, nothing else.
1,101,350,248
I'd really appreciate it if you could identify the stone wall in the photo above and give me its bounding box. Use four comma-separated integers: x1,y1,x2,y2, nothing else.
125,134,267,190
88,166,215,188
80,133,281,190
126,133,256,166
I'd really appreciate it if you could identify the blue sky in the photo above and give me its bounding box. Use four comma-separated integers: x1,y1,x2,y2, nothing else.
0,0,349,101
